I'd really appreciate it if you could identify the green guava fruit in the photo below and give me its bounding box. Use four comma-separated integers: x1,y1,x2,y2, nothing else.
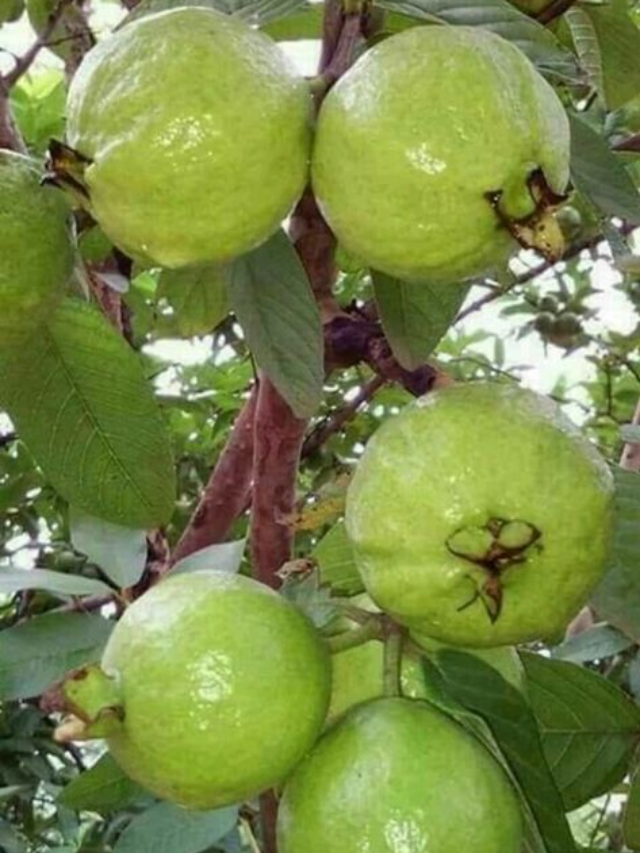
327,595,427,724
62,7,311,268
345,382,614,647
26,0,93,65
0,0,24,23
312,26,570,284
0,151,74,349
278,697,523,853
61,571,331,809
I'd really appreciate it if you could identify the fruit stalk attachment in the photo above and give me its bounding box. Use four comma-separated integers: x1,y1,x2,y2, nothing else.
41,663,124,742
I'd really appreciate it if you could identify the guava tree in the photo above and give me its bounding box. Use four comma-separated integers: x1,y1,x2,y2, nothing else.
1,0,640,850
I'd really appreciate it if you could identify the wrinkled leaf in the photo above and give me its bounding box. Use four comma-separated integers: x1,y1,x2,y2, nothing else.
228,230,324,418
113,802,238,853
592,468,640,639
59,753,147,814
0,300,176,528
373,273,469,370
569,115,640,224
69,508,147,589
0,612,113,700
171,539,245,575
522,652,640,811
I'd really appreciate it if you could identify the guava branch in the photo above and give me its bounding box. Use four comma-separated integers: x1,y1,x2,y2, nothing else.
535,0,579,25
2,0,74,88
302,375,385,458
613,132,640,154
0,91,26,152
171,386,258,566
251,378,307,587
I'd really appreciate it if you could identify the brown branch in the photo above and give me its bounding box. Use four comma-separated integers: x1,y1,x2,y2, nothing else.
251,378,307,587
620,398,640,473
536,0,578,25
170,387,258,566
2,0,75,88
302,375,385,457
613,132,640,154
0,91,26,152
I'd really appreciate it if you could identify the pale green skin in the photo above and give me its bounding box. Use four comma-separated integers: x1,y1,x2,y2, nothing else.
66,8,312,268
312,26,570,284
345,383,614,647
101,571,331,809
0,152,74,348
278,698,523,853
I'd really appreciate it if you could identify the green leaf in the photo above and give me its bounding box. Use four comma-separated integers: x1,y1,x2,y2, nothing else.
550,623,634,663
569,115,640,224
171,539,245,575
592,468,640,639
372,0,580,80
9,70,66,155
621,424,640,444
0,819,25,853
0,568,111,597
373,273,469,370
58,753,147,814
564,8,604,104
113,802,238,853
312,519,364,596
0,612,113,700
577,0,640,110
624,765,640,850
437,650,577,853
227,231,324,418
156,265,229,338
0,299,176,528
69,508,147,589
522,652,640,811
122,0,306,28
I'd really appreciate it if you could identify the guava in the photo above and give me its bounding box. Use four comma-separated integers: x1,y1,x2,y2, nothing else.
56,571,330,809
277,698,523,853
0,0,24,23
26,0,93,66
345,383,614,647
61,8,311,268
312,26,570,284
0,151,74,349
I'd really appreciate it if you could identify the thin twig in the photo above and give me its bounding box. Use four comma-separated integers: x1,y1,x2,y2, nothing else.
620,398,640,472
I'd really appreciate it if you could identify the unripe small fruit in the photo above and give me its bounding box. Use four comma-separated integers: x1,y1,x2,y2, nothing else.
534,311,557,335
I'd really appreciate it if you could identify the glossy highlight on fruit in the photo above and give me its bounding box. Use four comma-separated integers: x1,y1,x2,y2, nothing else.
65,7,312,267
99,571,331,809
0,151,74,349
312,26,570,283
278,698,523,853
345,382,614,647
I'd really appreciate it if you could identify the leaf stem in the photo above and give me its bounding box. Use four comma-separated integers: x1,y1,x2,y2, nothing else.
327,618,382,653
383,623,404,698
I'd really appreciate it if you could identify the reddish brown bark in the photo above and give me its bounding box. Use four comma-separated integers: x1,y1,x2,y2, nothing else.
171,387,258,566
250,378,308,587
621,398,640,473
0,93,26,153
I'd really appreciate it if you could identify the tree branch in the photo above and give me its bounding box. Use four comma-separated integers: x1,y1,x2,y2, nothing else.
613,132,640,154
302,375,385,458
171,387,258,566
536,0,579,25
0,91,26,152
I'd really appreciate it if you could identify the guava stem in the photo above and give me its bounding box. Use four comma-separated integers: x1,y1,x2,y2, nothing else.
383,626,404,698
328,618,382,653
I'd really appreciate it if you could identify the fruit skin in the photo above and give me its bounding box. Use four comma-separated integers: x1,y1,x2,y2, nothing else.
0,151,74,349
66,8,312,268
100,570,331,809
345,382,614,647
312,26,570,284
278,697,523,853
